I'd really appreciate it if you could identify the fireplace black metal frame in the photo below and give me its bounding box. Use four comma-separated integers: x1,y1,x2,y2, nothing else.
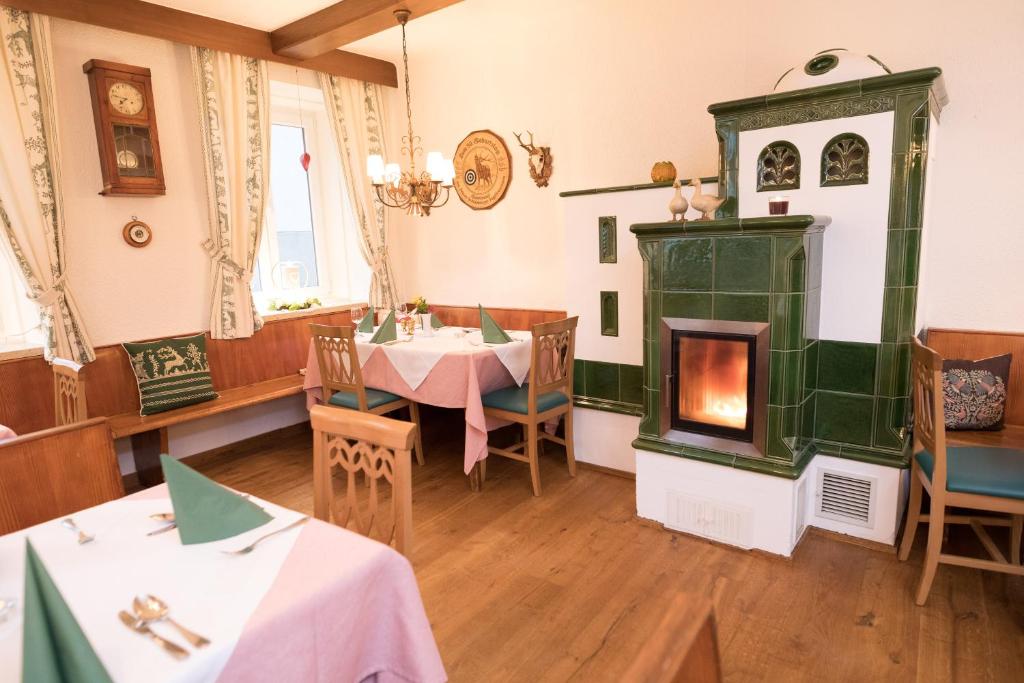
660,318,770,459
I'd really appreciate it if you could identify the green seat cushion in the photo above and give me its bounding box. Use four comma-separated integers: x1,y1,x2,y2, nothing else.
481,385,569,414
328,387,403,410
123,333,218,416
916,446,1024,500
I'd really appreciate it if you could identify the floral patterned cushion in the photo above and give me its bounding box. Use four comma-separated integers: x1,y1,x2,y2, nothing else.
942,354,1012,431
122,334,218,416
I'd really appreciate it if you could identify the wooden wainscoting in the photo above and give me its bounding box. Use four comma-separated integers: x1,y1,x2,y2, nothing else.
927,328,1024,426
0,308,354,435
429,304,567,331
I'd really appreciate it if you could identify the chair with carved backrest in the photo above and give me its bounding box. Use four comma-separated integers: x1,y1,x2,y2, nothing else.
481,316,579,496
52,358,87,426
898,337,1024,604
310,405,415,556
309,324,424,465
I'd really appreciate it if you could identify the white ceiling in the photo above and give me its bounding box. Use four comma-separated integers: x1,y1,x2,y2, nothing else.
152,0,340,33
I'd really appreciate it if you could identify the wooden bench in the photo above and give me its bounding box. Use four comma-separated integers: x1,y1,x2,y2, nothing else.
926,328,1024,450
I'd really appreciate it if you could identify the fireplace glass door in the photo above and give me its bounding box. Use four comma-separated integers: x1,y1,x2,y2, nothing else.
671,330,756,442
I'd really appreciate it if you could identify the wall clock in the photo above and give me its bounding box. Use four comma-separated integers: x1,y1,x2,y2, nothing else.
83,59,166,196
122,218,152,248
452,130,512,210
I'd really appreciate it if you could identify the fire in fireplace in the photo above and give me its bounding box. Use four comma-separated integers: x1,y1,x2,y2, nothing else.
660,318,769,457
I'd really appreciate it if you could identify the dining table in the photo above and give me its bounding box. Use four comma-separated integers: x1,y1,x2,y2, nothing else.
303,326,534,476
0,484,447,683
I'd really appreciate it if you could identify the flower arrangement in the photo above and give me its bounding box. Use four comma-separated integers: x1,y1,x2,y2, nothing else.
412,296,430,314
268,296,321,312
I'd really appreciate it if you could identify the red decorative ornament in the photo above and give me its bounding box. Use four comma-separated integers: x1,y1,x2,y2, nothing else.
300,152,311,172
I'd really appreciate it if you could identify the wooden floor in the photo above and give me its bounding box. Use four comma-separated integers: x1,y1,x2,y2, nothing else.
193,408,1024,682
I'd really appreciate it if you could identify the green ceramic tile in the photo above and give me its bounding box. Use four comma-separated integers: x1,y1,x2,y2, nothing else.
815,392,874,447
875,343,897,397
662,292,712,320
880,287,900,343
893,343,911,397
898,286,917,339
713,236,771,292
769,350,786,406
619,364,644,405
884,228,906,288
887,154,909,230
907,152,926,230
771,236,804,293
804,287,820,341
640,389,659,435
806,233,824,290
585,360,619,402
903,229,921,287
804,340,819,391
663,238,713,290
770,293,803,351
872,397,907,450
598,216,617,264
765,406,793,460
800,391,816,440
600,291,619,337
713,293,769,322
573,359,586,396
646,291,662,340
817,341,877,395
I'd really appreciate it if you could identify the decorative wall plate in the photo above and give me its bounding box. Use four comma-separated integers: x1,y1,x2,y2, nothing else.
452,130,511,210
123,218,152,248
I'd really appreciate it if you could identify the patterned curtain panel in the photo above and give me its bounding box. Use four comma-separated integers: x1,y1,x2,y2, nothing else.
0,9,95,363
318,74,399,310
190,47,270,339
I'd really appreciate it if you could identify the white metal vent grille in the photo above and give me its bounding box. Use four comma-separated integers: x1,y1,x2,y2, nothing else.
665,490,752,547
815,468,876,528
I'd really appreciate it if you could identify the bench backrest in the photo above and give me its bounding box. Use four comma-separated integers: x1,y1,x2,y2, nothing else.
0,418,124,534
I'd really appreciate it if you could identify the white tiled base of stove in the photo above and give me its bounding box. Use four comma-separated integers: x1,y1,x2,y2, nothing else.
635,449,908,557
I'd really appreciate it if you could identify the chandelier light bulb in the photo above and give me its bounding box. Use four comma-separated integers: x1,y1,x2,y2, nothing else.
367,154,385,184
426,151,444,181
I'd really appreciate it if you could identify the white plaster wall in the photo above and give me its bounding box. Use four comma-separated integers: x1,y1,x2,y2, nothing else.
738,113,895,344
571,407,639,474
563,183,716,364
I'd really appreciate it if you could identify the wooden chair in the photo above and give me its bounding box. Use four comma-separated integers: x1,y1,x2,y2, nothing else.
623,592,722,683
0,418,124,534
898,337,1024,604
52,358,87,426
310,405,415,556
481,316,578,496
310,324,424,465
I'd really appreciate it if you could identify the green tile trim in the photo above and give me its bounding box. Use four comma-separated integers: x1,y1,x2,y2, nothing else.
600,291,619,337
598,216,617,263
559,176,718,198
573,359,644,413
631,214,830,237
574,397,644,417
632,436,818,480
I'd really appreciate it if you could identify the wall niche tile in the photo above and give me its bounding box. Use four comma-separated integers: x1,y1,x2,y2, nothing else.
600,291,619,336
598,216,617,263
821,133,869,187
756,141,800,192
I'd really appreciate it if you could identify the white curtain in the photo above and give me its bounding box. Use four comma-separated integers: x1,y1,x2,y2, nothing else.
318,74,399,310
191,47,270,339
0,9,94,363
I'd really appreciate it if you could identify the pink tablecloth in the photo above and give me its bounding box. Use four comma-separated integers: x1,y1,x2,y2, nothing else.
303,341,517,474
133,485,446,682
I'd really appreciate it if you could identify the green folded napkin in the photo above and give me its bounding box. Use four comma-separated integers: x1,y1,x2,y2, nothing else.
161,454,272,545
23,540,112,683
431,313,444,329
479,305,512,344
369,309,397,344
356,311,374,333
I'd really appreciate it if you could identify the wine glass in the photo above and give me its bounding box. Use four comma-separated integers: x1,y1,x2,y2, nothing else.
351,305,367,329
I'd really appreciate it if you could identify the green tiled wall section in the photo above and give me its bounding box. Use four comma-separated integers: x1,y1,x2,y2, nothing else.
572,359,644,416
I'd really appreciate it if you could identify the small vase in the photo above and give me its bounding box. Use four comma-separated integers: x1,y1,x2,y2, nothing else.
419,313,434,336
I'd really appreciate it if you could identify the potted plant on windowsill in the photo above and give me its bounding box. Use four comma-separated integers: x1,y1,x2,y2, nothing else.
413,296,433,336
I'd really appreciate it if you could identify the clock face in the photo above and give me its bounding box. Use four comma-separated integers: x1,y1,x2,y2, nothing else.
116,149,139,169
107,82,144,116
123,221,152,247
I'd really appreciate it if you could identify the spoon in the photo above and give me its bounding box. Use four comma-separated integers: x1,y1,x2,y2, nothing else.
61,517,94,544
132,594,210,648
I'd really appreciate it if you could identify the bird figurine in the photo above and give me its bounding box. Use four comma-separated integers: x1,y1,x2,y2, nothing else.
668,180,688,222
689,178,726,220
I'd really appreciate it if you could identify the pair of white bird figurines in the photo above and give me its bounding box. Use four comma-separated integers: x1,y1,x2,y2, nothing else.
669,178,725,222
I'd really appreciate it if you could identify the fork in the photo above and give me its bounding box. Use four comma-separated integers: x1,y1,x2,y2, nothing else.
220,517,310,555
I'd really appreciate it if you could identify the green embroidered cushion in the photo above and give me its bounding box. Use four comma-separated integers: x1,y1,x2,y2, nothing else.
123,334,218,416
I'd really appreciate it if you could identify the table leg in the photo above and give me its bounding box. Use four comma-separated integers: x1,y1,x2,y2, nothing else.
131,427,168,488
468,461,484,492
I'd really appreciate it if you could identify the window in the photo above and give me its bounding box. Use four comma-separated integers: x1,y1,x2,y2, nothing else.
252,80,371,312
0,246,42,353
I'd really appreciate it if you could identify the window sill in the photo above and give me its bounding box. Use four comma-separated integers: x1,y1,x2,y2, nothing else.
0,344,44,363
260,300,368,324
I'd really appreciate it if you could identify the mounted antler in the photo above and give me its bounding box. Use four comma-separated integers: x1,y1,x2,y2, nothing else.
513,130,553,188
513,130,536,151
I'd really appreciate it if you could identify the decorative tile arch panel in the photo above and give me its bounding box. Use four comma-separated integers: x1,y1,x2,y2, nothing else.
821,133,869,187
756,141,801,192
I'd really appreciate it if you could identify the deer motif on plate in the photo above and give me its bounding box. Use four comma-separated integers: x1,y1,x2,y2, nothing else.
513,130,553,187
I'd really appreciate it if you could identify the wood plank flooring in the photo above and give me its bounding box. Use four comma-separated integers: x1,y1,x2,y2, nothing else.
193,408,1024,682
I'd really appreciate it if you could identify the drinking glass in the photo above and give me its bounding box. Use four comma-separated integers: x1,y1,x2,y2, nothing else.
351,305,367,328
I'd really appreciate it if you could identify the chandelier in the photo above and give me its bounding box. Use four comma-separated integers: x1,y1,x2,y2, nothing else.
366,10,454,217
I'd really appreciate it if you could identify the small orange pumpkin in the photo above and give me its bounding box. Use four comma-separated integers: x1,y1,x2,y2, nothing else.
651,161,677,183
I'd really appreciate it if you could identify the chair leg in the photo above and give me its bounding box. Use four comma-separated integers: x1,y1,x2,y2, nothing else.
915,498,946,606
1012,515,1023,567
408,402,425,466
898,463,923,561
313,435,330,522
527,421,541,496
480,457,487,484
564,409,577,477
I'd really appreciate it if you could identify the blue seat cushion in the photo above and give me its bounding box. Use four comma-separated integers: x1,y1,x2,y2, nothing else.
915,446,1024,500
481,384,569,415
327,387,403,410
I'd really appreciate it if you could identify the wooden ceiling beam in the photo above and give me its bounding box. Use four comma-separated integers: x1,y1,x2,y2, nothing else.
271,0,463,60
4,0,398,87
